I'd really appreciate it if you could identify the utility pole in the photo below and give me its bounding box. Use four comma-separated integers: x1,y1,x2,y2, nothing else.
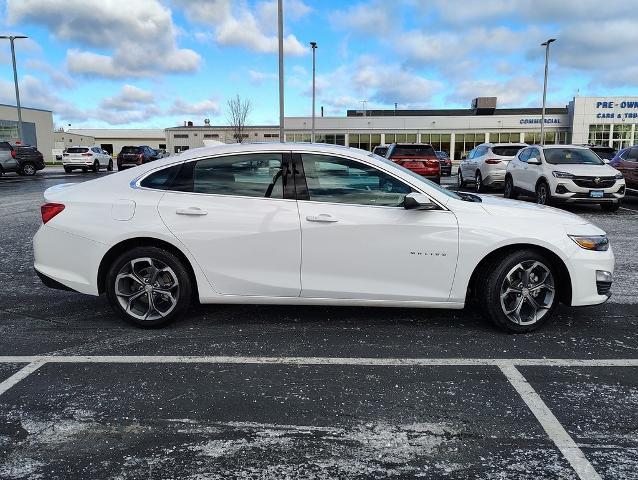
0,35,28,142
310,41,317,142
360,100,367,117
277,0,285,142
540,38,556,146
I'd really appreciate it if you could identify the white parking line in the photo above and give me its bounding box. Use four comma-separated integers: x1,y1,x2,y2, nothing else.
0,355,631,480
0,360,45,396
500,364,602,480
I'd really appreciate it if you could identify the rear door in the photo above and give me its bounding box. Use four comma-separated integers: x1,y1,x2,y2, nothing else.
158,151,302,297
295,152,458,302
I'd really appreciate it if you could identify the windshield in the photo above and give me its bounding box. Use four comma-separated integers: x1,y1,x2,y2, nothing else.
543,148,604,165
492,146,525,157
390,144,436,157
369,153,463,200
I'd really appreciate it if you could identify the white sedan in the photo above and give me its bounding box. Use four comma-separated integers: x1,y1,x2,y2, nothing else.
34,143,614,332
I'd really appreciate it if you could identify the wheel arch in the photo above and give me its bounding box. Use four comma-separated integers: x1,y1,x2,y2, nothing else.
535,176,550,190
467,243,572,306
97,237,200,300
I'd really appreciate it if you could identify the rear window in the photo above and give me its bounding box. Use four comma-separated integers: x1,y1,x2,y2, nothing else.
492,146,525,157
390,144,436,157
121,146,142,154
66,147,88,153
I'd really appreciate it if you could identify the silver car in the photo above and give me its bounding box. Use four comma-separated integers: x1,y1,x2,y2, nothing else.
458,143,527,192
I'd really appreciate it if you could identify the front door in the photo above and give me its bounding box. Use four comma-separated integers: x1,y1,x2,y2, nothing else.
295,153,459,302
158,152,301,297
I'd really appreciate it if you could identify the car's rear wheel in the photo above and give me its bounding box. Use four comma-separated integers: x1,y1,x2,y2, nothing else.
92,160,99,172
21,162,36,176
106,247,192,328
503,175,518,199
536,180,552,205
477,250,558,333
601,202,620,212
64,167,72,173
107,159,113,171
475,171,485,192
457,170,466,188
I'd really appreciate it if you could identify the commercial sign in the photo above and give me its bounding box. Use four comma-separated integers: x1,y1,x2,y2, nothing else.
519,118,561,124
595,99,638,119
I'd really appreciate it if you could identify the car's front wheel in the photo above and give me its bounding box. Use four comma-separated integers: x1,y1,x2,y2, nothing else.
21,162,36,176
92,160,99,173
106,247,192,328
536,180,552,205
477,249,558,333
457,170,466,188
503,175,518,199
64,167,72,173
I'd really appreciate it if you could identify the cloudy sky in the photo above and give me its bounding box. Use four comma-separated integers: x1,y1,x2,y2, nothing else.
1,0,637,129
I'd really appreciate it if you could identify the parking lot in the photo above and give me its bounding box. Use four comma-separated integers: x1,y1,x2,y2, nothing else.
1,167,637,479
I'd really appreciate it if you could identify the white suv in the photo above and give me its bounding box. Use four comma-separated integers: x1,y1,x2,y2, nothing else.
504,145,625,212
458,143,527,192
62,146,113,173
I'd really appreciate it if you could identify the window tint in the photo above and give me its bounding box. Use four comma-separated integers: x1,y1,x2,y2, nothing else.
492,146,525,157
121,146,141,154
543,148,604,165
0,142,11,151
518,148,531,162
140,164,183,190
67,147,89,153
192,153,284,198
301,154,412,207
389,144,436,157
528,148,541,160
474,146,487,157
626,148,638,161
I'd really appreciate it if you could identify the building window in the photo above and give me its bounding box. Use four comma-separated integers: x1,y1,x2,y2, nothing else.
454,133,483,160
174,146,190,153
588,124,609,146
263,133,279,138
420,133,451,156
612,124,632,149
489,132,521,143
285,133,311,142
524,131,568,145
159,144,166,149
347,133,381,151
174,134,189,139
203,134,219,139
385,133,417,144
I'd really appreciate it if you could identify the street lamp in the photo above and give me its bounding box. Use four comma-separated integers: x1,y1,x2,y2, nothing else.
310,41,317,142
0,35,28,143
277,0,284,142
540,38,556,146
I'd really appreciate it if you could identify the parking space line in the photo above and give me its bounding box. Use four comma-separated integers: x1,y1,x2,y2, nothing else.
500,364,602,480
0,360,45,397
0,355,637,366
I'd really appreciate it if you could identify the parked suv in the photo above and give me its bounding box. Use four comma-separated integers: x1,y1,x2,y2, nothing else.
610,146,638,192
385,143,441,183
372,145,388,157
504,145,625,211
62,146,113,173
117,145,159,170
458,143,527,192
435,150,452,176
586,145,616,161
0,141,45,177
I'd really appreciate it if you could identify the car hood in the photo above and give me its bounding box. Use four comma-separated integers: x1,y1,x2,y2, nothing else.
478,194,590,226
546,163,619,176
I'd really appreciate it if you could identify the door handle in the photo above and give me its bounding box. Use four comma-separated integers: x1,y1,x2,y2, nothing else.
176,207,208,216
306,213,338,223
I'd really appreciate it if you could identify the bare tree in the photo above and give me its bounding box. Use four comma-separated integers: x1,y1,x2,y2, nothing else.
226,94,252,143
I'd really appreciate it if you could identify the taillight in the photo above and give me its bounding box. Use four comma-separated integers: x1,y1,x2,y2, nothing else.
41,203,65,224
485,159,501,164
10,150,16,158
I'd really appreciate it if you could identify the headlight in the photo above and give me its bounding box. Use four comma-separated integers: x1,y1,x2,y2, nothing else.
552,171,574,179
569,235,609,251
615,172,624,179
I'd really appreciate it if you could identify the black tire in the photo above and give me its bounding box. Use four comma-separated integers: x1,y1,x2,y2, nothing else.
107,159,113,171
92,160,99,173
503,175,518,199
82,167,88,173
601,202,620,212
64,167,73,173
21,162,36,176
475,171,485,193
457,170,466,188
536,180,552,205
476,249,559,333
106,246,192,328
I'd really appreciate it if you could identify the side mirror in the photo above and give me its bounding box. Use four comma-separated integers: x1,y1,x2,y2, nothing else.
603,158,610,164
528,157,541,165
404,192,438,210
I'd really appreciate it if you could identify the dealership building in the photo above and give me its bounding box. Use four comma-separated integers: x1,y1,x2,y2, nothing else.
0,104,54,160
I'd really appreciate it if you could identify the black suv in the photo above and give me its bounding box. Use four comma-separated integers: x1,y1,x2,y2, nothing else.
0,142,45,177
117,145,159,171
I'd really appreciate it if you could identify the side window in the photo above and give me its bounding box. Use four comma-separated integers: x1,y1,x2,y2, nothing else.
301,154,413,207
518,148,531,162
474,146,485,157
140,164,183,190
528,148,540,161
192,153,284,198
626,148,638,161
0,142,10,151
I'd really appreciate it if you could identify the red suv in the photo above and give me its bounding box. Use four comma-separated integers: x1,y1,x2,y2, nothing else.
385,143,441,183
610,146,638,191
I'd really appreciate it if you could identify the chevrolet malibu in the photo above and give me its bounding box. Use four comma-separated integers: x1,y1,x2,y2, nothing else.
33,143,614,332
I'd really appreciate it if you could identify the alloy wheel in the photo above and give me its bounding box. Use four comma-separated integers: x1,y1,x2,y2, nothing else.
537,184,548,204
475,173,482,192
114,257,180,322
499,260,555,325
504,178,512,198
22,163,35,176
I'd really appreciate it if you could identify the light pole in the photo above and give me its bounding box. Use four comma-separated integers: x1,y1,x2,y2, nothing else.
360,100,367,116
277,0,285,142
0,35,28,142
540,38,556,146
310,41,317,142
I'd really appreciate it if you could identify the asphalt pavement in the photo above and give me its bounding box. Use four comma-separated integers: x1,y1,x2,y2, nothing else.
0,167,636,479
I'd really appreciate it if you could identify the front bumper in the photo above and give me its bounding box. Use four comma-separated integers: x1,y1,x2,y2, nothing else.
567,245,615,306
552,179,625,203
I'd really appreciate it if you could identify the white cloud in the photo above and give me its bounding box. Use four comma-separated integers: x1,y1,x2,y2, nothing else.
331,1,393,35
7,0,201,78
446,77,541,107
24,59,76,89
168,98,221,117
174,0,308,56
248,69,276,85
100,85,155,111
